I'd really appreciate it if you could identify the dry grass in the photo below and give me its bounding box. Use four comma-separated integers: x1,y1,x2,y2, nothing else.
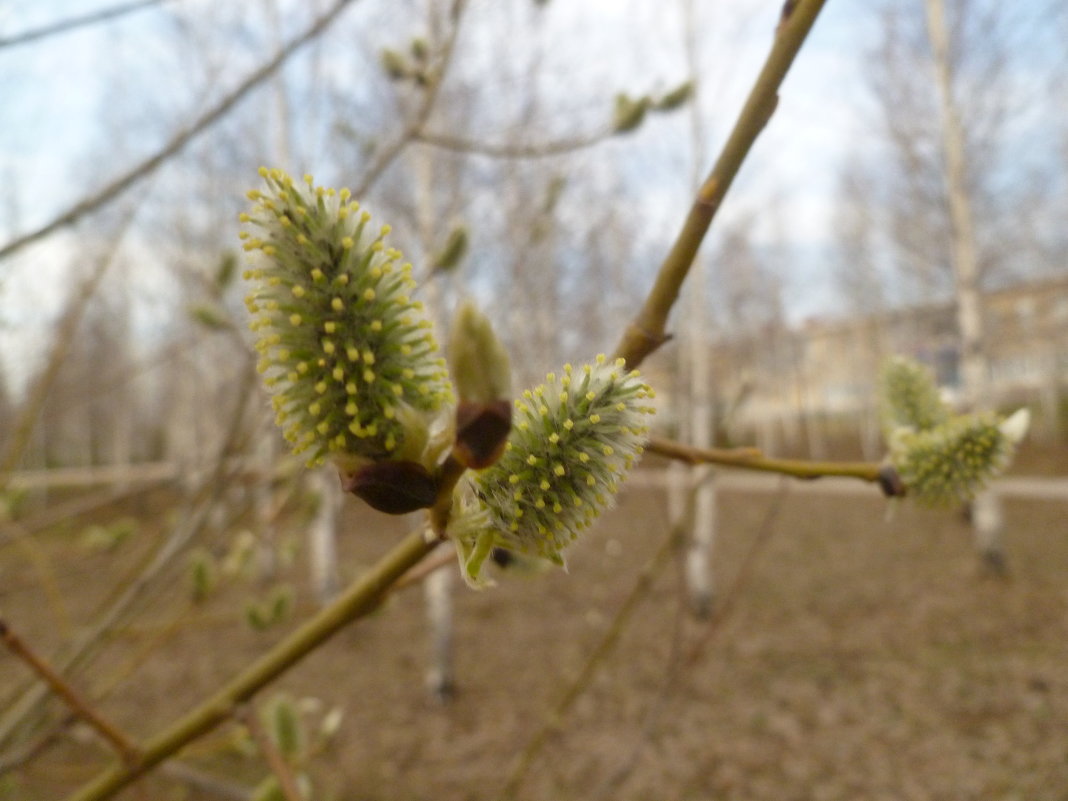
2,478,1067,800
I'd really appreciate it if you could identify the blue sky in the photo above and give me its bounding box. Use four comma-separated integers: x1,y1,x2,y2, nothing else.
0,0,1063,391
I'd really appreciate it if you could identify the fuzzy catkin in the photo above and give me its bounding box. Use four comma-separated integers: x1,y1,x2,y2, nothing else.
241,168,453,469
879,356,949,435
890,413,1013,506
452,356,655,584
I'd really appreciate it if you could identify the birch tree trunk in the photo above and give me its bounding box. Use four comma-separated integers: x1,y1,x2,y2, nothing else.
308,466,341,605
924,0,1005,573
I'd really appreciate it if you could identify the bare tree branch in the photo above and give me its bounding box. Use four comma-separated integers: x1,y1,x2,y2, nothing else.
646,436,889,485
62,528,437,801
353,0,471,196
0,205,137,485
0,0,360,263
238,704,305,801
0,619,139,763
612,0,828,369
0,0,169,50
414,128,611,159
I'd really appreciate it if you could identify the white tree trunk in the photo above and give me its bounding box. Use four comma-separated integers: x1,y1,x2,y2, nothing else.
254,417,279,582
925,0,1005,572
686,299,716,617
308,466,341,605
423,555,455,700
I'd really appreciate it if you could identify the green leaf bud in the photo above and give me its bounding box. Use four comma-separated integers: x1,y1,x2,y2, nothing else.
215,251,238,290
252,778,283,801
450,355,656,586
447,302,513,469
319,707,344,741
268,584,294,625
189,304,231,331
410,36,429,62
430,224,469,274
188,548,217,602
889,412,1024,506
542,175,567,216
612,93,650,134
241,168,455,473
447,301,511,404
380,48,409,80
653,80,694,112
245,602,269,631
879,356,949,436
264,694,303,761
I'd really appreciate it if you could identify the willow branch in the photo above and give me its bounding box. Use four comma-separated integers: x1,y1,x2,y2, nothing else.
0,619,139,763
612,0,828,369
646,436,886,484
413,128,611,159
498,518,681,800
239,705,305,801
0,0,359,262
353,0,469,196
0,206,135,485
0,368,257,751
0,0,169,50
592,482,789,799
64,529,437,801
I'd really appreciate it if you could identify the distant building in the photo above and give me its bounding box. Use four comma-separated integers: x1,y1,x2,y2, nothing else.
660,275,1068,448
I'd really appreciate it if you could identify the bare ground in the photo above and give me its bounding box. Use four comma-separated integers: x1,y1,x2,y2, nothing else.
2,474,1067,801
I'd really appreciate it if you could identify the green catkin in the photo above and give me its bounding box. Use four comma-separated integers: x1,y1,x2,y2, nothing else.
450,355,655,586
879,356,949,435
241,168,454,471
890,413,1015,507
879,356,1028,505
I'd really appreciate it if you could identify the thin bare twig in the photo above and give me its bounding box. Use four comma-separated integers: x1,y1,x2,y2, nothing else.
160,761,253,800
498,517,684,801
238,705,305,801
0,367,258,752
352,0,470,196
0,0,169,50
391,540,455,592
413,129,611,159
0,712,73,774
591,482,789,798
0,205,137,485
646,436,886,484
612,0,828,368
0,0,359,262
0,619,139,763
64,528,437,801
0,482,169,551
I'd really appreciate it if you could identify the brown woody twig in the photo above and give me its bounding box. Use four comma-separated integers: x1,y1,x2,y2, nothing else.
612,0,828,369
646,436,886,484
238,704,306,801
0,618,140,764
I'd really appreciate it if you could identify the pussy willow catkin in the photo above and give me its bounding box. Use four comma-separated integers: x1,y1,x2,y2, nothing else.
241,168,453,470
